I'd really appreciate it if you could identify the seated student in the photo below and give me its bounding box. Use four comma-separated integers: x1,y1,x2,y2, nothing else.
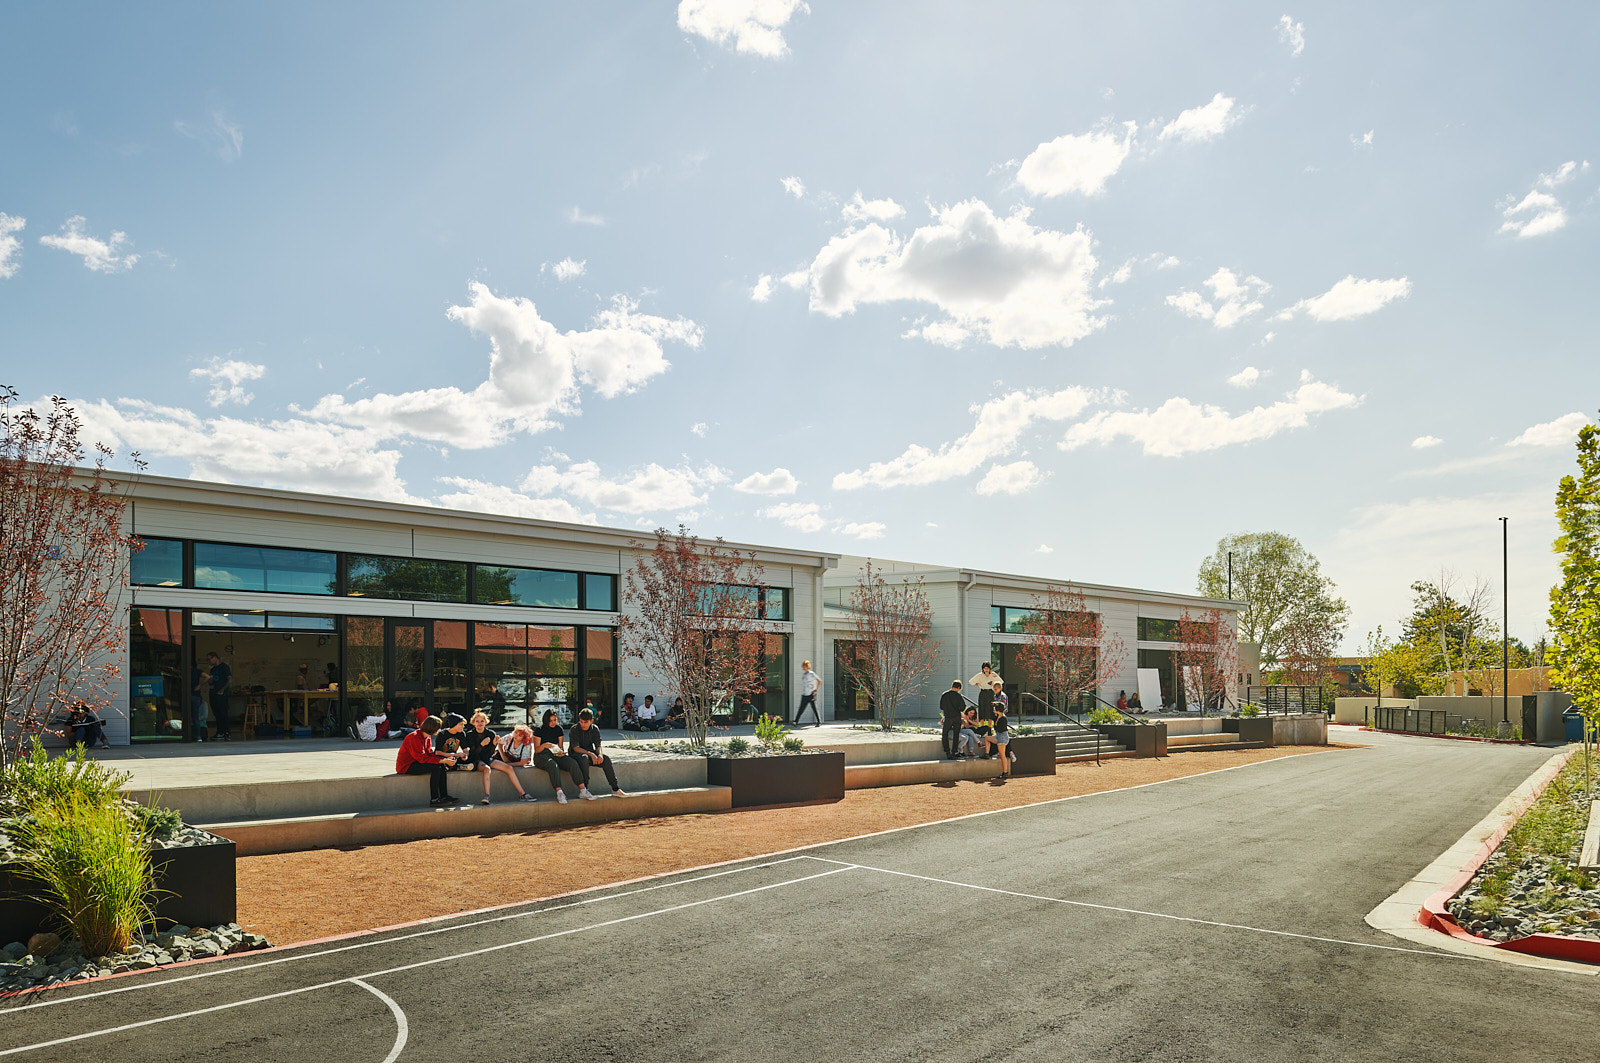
532,708,585,804
499,723,537,771
436,713,472,770
1128,693,1143,712
351,708,389,742
462,711,534,804
567,707,628,797
635,694,668,732
618,693,641,731
55,702,110,749
1116,691,1128,711
958,708,981,758
396,716,461,806
664,697,687,729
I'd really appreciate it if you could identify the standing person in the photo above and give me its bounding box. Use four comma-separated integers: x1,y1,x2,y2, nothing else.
968,662,1001,719
568,708,628,797
189,663,209,743
206,652,232,741
939,681,965,761
794,660,821,726
396,716,461,806
991,699,1012,778
533,708,585,803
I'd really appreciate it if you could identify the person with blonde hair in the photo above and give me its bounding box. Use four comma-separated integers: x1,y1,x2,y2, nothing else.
464,710,535,804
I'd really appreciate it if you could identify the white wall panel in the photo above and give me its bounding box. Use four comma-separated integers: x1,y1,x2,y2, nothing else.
133,502,413,555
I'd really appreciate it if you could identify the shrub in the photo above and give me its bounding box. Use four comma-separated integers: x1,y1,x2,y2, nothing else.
1087,707,1120,725
725,737,750,756
133,803,184,841
754,714,790,749
781,736,805,752
0,740,129,817
12,792,156,957
1240,703,1261,717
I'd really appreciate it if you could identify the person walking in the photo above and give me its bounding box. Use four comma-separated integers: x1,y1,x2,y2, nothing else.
794,660,821,726
939,680,965,760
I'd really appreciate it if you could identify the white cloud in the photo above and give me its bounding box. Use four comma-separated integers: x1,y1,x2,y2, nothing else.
1509,412,1588,447
1153,254,1180,269
750,274,775,302
190,357,267,407
38,216,138,272
552,258,586,280
759,501,825,533
174,109,243,162
1158,93,1242,143
1036,544,1054,554
797,199,1106,349
67,397,414,502
522,460,725,515
678,0,810,58
566,206,606,226
434,478,598,525
837,521,886,540
1166,268,1270,328
1099,260,1133,288
1498,161,1588,239
835,387,1102,489
690,421,710,438
1277,275,1411,322
976,460,1045,496
1227,366,1261,388
840,192,905,223
1412,435,1443,449
734,467,799,494
306,281,701,448
0,213,23,278
1017,122,1137,197
1060,376,1360,457
780,175,806,198
1351,129,1374,148
1278,15,1305,56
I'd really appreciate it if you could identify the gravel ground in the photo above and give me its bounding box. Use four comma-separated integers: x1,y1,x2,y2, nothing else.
238,745,1342,945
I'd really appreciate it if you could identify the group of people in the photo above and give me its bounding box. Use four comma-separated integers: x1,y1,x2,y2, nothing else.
938,662,1017,778
397,707,630,807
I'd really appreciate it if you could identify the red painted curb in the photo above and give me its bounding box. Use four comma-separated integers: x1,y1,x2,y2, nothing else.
1415,749,1600,963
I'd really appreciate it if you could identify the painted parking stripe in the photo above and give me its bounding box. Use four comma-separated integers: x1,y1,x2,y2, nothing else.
0,865,858,1058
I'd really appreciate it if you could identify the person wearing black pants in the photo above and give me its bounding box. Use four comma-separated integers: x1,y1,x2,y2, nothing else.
793,659,821,726
568,708,628,797
206,652,232,741
939,681,966,760
533,708,586,803
396,716,461,806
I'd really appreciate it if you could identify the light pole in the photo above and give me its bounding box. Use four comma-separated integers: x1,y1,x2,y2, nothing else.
1501,516,1509,726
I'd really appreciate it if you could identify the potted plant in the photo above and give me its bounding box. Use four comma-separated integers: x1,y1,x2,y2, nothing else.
703,716,845,808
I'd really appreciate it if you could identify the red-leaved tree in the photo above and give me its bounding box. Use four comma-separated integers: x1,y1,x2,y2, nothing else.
1275,607,1339,687
1013,584,1127,716
1174,607,1239,714
619,526,775,746
837,561,943,731
1,389,142,763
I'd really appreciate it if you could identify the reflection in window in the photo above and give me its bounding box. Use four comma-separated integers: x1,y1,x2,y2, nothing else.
192,612,266,629
1137,617,1179,642
345,617,386,723
129,608,184,742
583,573,616,612
346,555,466,603
475,566,579,608
193,543,336,595
131,538,183,587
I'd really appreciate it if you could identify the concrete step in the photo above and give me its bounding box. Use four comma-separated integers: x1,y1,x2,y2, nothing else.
204,785,731,856
846,758,1045,789
1168,740,1270,754
1058,750,1137,763
1167,732,1240,746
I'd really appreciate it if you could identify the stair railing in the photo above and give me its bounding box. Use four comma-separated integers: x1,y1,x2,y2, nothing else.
1020,692,1100,765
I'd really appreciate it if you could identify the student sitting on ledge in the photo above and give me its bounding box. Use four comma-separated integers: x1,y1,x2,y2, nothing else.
396,715,461,806
533,708,587,804
568,708,627,798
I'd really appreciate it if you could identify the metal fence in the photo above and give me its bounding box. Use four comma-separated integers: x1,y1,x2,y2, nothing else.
1367,706,1450,734
1243,685,1333,715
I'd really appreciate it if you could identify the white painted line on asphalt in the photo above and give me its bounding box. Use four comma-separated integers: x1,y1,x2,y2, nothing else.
807,857,1483,960
0,864,859,1058
352,978,408,1063
0,855,813,1015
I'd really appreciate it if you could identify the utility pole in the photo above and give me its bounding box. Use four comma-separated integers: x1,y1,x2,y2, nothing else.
1501,516,1509,726
1227,551,1233,600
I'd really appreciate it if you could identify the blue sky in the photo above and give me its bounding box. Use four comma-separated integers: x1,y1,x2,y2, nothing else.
2,1,1596,648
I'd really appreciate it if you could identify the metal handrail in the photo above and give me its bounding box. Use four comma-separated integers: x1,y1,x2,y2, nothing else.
1021,692,1100,765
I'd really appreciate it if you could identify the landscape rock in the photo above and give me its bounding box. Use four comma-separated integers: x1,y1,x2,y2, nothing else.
26,932,61,958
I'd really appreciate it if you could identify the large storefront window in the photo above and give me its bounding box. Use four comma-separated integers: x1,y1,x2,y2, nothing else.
131,538,183,587
346,617,385,724
129,608,184,742
346,555,467,602
584,628,616,726
475,566,579,608
470,622,610,727
989,642,1097,715
193,543,337,595
193,613,342,737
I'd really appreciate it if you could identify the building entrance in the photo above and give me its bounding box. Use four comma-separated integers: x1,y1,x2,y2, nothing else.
386,619,469,727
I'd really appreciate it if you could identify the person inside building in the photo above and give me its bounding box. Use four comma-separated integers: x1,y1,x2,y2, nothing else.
189,662,209,743
568,707,628,797
533,708,585,803
206,651,232,741
463,710,534,804
396,716,461,806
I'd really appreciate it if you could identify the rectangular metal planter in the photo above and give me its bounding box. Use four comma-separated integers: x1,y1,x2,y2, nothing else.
1223,717,1275,746
1007,735,1058,776
0,837,237,944
1092,723,1167,757
706,752,846,808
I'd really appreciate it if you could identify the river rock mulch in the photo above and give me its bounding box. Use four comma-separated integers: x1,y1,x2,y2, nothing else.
1445,755,1600,942
0,923,270,994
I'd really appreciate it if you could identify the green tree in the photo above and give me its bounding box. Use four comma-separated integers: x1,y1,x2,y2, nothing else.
1403,571,1500,691
1196,532,1349,668
1549,413,1600,785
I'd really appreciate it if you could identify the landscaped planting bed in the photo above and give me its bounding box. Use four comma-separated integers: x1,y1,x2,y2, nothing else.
1445,755,1600,942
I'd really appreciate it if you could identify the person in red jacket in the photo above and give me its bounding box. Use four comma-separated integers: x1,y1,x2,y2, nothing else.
397,715,461,806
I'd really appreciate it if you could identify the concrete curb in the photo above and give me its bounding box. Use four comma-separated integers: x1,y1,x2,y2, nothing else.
1363,746,1600,975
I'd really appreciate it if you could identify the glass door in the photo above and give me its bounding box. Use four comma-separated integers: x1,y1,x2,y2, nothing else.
388,619,432,725
832,640,875,721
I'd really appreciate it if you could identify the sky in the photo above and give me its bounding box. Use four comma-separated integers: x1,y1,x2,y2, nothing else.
2,1,1596,650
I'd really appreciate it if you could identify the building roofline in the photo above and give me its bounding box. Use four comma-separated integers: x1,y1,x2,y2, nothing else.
827,554,1244,610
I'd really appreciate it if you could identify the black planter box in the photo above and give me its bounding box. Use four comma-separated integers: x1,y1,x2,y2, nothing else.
0,837,236,945
1224,717,1275,745
706,751,846,808
1007,735,1057,776
1092,722,1167,757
